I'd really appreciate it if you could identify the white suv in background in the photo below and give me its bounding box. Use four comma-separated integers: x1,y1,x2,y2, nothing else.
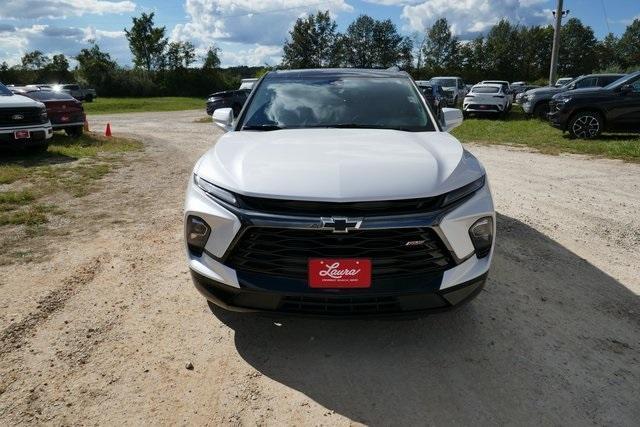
463,84,510,117
184,69,495,316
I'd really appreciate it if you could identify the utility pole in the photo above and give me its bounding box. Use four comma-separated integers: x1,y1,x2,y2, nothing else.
549,0,569,86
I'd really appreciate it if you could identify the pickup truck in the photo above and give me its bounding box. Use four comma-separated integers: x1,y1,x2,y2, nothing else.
0,82,53,151
55,84,97,102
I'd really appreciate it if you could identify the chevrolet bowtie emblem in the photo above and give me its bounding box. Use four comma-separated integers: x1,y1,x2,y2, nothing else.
320,217,362,233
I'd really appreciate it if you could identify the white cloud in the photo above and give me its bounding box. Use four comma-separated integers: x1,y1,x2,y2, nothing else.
0,0,136,19
0,24,128,66
219,43,282,66
170,0,352,66
401,0,552,39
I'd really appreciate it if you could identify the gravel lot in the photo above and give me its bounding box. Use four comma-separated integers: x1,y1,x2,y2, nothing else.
1,110,638,425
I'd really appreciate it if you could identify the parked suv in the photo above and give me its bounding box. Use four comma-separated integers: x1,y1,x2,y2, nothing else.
430,76,467,106
548,71,640,139
185,69,495,316
54,84,96,102
521,74,624,118
205,79,257,116
0,82,53,151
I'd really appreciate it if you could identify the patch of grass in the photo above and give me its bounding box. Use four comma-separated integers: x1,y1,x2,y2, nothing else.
48,133,142,158
451,106,640,162
0,165,28,184
194,116,212,123
83,97,203,115
0,204,50,226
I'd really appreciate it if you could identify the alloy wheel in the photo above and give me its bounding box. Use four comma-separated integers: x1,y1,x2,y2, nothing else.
572,115,600,138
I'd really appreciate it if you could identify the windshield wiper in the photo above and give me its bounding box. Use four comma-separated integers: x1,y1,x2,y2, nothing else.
242,124,286,131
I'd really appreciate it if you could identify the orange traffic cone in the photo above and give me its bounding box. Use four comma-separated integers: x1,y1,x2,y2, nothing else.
105,123,112,137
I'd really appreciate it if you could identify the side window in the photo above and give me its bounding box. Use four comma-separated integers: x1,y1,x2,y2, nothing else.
574,77,597,89
631,79,640,93
458,79,464,89
599,76,618,86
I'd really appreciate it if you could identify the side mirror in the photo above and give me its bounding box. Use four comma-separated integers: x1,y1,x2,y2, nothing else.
442,108,463,132
620,84,633,93
212,108,233,132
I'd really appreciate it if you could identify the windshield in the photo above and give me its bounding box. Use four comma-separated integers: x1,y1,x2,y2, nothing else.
472,86,499,94
240,75,435,132
604,73,636,90
431,78,456,87
0,82,13,96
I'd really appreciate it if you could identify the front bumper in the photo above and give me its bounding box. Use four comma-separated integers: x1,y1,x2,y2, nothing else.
184,180,495,315
521,101,534,114
0,123,53,148
547,102,571,130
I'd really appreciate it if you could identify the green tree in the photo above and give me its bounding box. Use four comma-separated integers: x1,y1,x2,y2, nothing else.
202,46,221,69
558,18,598,77
166,41,196,69
342,15,411,68
21,50,50,70
124,12,168,71
618,19,640,69
45,54,70,73
596,33,621,71
282,11,338,68
75,41,117,87
484,19,521,81
421,18,459,75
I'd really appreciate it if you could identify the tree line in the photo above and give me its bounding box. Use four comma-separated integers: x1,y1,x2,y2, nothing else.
2,11,638,97
282,12,640,84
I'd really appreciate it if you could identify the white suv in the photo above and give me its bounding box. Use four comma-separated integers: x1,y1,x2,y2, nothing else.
184,69,495,316
463,84,510,117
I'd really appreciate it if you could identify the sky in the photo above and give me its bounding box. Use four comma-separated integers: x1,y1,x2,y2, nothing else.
0,0,639,68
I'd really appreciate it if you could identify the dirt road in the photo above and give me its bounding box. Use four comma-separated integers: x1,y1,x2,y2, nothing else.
1,110,638,425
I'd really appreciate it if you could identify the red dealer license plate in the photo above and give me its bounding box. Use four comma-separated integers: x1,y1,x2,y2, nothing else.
14,130,30,139
308,259,371,288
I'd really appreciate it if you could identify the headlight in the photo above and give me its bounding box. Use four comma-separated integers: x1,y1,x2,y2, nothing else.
441,175,485,207
194,174,238,206
469,217,493,258
556,97,571,104
39,107,48,122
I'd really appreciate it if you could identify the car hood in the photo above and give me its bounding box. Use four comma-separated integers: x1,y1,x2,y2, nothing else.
526,86,563,96
554,87,608,98
0,94,44,108
195,128,484,202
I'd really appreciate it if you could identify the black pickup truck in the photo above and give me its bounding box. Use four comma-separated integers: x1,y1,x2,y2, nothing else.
548,71,640,139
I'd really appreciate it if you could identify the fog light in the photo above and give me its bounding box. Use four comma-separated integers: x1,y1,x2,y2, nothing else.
469,216,493,258
186,215,211,255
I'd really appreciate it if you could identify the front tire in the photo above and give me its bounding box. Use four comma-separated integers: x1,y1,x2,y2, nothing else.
65,126,83,138
568,111,603,139
533,102,549,119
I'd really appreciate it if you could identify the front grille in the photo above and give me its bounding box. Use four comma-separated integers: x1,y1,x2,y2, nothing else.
235,195,443,216
0,107,44,127
226,227,455,280
280,295,400,314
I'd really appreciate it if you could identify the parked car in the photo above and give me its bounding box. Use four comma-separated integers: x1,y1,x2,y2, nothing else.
480,80,514,106
14,87,86,137
554,77,574,87
185,68,495,316
521,73,625,118
205,79,257,116
0,82,52,151
463,84,510,117
415,80,447,120
238,78,258,90
53,84,96,102
514,85,541,103
548,71,640,139
430,76,467,106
